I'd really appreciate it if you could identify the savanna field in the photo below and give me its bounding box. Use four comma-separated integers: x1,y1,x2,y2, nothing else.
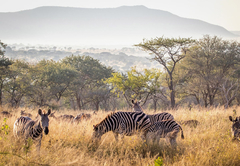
1,106,240,166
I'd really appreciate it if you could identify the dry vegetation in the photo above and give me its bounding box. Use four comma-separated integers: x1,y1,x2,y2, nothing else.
0,106,240,166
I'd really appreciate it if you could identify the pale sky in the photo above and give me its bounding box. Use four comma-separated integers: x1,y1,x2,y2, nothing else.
0,0,240,31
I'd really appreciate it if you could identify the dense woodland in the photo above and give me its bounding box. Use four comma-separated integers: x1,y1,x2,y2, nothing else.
0,35,240,111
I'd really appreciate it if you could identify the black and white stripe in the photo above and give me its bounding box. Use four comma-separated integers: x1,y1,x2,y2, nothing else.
92,111,151,142
13,116,32,138
132,100,174,124
13,109,51,151
229,116,240,140
147,120,184,146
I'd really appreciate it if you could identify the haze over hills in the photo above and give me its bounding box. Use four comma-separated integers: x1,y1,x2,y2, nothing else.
0,5,238,46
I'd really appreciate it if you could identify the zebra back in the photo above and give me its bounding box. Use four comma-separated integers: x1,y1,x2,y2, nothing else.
131,99,174,124
149,120,184,139
93,111,151,137
148,112,174,124
13,116,32,138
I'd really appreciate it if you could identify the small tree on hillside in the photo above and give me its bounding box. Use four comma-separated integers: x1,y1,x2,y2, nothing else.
135,37,195,109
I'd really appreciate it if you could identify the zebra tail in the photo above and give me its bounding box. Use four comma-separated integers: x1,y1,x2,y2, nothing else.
179,125,184,139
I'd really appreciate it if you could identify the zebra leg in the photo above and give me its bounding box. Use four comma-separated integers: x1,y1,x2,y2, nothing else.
154,133,161,145
36,139,41,153
113,132,119,142
140,132,148,145
170,138,177,147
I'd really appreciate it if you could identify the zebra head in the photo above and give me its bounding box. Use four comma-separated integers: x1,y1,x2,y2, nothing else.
92,124,106,142
132,99,143,112
38,109,51,135
229,116,240,139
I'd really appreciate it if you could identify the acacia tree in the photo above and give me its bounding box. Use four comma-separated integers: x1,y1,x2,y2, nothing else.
0,41,12,106
62,55,113,110
179,35,240,107
4,60,31,107
105,67,163,110
135,37,195,109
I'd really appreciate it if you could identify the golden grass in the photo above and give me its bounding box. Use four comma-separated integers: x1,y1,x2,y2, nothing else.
0,106,240,166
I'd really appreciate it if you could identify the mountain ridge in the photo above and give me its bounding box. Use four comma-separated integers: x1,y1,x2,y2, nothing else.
0,6,237,46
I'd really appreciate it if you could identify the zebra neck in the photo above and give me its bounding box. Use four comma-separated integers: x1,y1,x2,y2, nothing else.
33,119,42,131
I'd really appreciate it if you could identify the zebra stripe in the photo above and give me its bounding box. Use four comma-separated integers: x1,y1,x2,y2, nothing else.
131,100,174,125
229,116,240,139
92,111,151,142
147,120,184,146
13,109,51,152
13,116,32,139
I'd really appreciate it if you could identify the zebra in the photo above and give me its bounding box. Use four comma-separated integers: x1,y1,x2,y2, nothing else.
0,111,12,118
20,110,33,118
13,109,51,151
229,116,240,140
180,119,200,128
73,113,91,123
49,112,74,122
147,120,184,146
13,116,32,139
92,111,151,142
131,100,174,124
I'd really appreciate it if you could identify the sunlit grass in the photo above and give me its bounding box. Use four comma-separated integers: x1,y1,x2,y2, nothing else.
0,106,240,165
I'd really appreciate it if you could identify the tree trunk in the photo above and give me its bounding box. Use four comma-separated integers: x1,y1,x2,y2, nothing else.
96,102,99,111
169,74,175,109
0,83,3,106
153,98,157,112
76,93,82,110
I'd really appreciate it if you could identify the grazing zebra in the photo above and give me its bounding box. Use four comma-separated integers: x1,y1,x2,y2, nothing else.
180,120,200,128
147,120,184,146
0,111,12,118
13,109,51,151
20,110,33,118
73,113,91,123
92,111,151,142
229,116,240,140
132,100,174,124
49,112,74,122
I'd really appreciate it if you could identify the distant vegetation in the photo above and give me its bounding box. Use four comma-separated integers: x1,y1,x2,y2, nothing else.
0,35,240,111
4,45,160,72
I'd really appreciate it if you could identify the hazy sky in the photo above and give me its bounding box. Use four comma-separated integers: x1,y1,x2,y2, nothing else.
0,0,240,31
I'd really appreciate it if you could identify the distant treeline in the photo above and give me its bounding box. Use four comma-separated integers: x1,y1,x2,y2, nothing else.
0,35,240,111
4,46,160,72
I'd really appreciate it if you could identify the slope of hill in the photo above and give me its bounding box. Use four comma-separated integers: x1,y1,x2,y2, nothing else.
0,6,237,46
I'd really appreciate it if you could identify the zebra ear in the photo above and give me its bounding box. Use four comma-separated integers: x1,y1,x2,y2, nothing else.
47,109,51,115
38,109,43,116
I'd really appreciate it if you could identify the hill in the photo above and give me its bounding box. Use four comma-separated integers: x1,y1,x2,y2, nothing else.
0,6,237,46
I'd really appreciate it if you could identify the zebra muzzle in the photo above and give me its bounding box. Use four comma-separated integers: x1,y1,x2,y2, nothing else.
44,127,49,135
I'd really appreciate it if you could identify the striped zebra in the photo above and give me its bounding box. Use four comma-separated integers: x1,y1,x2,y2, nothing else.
13,109,51,151
13,116,32,138
92,111,151,142
73,113,91,123
49,112,74,122
229,116,240,140
132,100,174,124
147,120,184,146
20,110,33,118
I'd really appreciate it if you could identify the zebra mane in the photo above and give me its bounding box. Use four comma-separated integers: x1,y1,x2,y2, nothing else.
94,111,115,127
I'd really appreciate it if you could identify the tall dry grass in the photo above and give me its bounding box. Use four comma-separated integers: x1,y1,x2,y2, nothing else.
0,106,240,166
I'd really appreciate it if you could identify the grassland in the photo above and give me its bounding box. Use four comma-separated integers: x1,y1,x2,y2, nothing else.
0,106,240,166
